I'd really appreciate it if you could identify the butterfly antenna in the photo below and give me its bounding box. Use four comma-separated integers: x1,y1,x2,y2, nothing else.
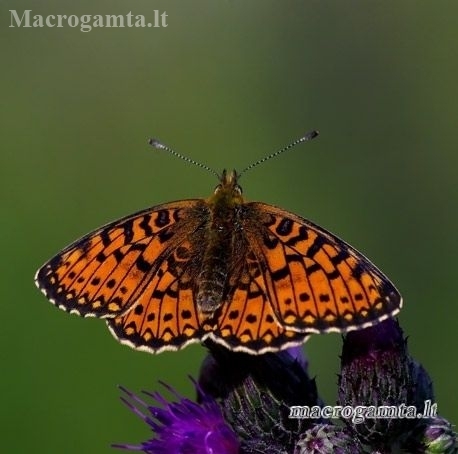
239,130,319,177
148,138,219,179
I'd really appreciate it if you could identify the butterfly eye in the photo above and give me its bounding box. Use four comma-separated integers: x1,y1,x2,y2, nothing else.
233,185,243,196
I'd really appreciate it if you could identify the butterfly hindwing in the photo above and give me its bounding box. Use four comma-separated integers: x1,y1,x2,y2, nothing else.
211,252,311,354
106,233,212,353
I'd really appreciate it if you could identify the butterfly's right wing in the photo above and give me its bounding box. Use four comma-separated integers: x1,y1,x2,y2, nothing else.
35,200,208,319
235,202,402,336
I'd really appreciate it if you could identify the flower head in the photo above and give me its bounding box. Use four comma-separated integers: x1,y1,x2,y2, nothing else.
338,318,434,450
114,382,240,454
199,344,320,453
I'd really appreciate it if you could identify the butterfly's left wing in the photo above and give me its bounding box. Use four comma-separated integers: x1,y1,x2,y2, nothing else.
241,202,402,334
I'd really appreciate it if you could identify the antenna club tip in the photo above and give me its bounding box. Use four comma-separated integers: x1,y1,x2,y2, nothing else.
148,138,167,150
303,130,319,141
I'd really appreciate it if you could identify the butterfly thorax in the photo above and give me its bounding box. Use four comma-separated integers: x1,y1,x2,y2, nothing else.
196,170,244,319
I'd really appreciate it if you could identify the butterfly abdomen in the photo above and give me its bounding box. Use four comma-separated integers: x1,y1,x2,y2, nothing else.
196,186,241,316
196,227,232,315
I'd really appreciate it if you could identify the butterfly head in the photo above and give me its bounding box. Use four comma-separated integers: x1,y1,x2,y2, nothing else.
209,169,244,206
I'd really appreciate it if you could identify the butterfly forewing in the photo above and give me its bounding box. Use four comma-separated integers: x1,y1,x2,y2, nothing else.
243,202,402,333
35,200,207,318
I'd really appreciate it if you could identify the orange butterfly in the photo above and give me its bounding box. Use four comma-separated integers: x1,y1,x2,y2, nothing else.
35,131,402,354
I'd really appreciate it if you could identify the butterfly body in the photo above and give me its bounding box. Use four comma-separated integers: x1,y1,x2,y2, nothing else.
35,167,402,354
197,169,243,315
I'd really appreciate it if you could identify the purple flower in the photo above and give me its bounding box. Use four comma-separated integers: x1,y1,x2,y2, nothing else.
338,318,435,451
199,344,321,453
113,382,240,454
112,322,456,453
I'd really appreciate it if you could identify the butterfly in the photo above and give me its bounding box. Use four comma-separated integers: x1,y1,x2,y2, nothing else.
35,131,402,355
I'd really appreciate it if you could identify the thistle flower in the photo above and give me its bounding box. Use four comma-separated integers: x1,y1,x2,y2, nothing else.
114,321,456,453
338,318,434,450
113,382,240,454
199,345,322,453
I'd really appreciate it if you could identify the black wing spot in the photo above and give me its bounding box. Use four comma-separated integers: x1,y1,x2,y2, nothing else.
228,310,239,320
136,256,153,272
139,214,153,237
299,292,310,302
152,289,164,299
319,294,330,303
163,313,173,322
340,296,349,304
276,218,293,236
286,254,303,263
106,278,116,289
306,263,321,275
155,210,171,228
284,297,292,306
285,225,308,247
147,313,155,322
331,249,350,265
181,310,192,320
263,233,279,250
352,263,364,279
91,277,100,286
68,271,76,279
158,228,175,243
123,222,134,245
307,235,326,258
134,304,144,315
246,314,257,324
100,230,111,247
354,293,364,301
113,250,124,263
271,266,289,281
327,269,340,280
172,209,183,223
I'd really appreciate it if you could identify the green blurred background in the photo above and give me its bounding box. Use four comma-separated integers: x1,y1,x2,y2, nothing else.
1,1,457,452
